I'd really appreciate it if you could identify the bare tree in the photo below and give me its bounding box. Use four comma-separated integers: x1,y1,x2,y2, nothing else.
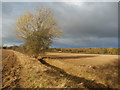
16,8,62,58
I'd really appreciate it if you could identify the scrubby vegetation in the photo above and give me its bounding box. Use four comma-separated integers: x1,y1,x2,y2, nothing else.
49,48,119,55
2,46,119,55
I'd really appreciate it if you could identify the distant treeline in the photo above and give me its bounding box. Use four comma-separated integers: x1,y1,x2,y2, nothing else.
49,48,119,55
2,46,19,50
2,46,119,55
2,46,25,53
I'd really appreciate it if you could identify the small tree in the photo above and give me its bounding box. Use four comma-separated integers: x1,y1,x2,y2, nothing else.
16,8,61,58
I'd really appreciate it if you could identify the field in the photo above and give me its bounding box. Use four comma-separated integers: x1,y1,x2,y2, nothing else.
49,48,119,55
2,49,119,89
45,52,119,88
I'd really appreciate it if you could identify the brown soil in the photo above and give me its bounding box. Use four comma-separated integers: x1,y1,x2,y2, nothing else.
45,52,119,88
46,52,118,66
2,50,87,88
2,50,118,89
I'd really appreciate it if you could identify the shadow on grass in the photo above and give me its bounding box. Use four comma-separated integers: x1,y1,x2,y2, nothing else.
38,58,117,90
44,55,96,59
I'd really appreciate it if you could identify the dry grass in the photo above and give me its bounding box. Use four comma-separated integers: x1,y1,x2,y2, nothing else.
2,50,22,89
95,60,119,88
2,50,86,88
45,52,119,88
2,50,119,89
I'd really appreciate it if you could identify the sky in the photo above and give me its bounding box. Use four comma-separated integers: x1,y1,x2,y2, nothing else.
2,2,118,48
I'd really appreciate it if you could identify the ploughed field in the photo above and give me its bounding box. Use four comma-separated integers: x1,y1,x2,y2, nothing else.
2,50,119,89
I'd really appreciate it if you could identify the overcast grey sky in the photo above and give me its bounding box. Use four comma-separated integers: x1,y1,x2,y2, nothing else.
2,2,118,48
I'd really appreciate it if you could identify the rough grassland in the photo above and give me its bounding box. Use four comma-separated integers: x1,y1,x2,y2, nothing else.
2,50,119,89
2,50,86,89
45,52,119,88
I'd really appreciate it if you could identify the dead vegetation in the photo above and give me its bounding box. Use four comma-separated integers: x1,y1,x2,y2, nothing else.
95,60,119,88
2,50,86,88
45,52,119,89
2,50,119,89
2,50,22,89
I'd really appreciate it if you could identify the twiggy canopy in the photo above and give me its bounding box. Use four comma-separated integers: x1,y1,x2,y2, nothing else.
16,8,62,57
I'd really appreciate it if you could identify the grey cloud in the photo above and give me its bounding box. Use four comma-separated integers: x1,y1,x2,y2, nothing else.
2,19,23,45
51,2,118,48
2,3,13,15
2,2,118,48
